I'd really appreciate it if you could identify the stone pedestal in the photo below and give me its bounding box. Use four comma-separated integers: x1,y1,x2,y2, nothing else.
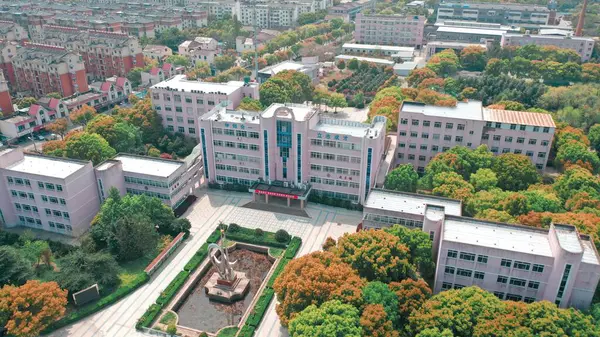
204,271,250,303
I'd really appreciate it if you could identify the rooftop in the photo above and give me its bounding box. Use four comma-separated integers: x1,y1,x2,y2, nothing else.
427,41,488,48
401,100,484,121
258,60,308,75
503,33,595,41
482,108,555,128
313,116,387,138
342,43,415,53
6,153,86,179
151,74,249,95
200,105,261,125
262,103,316,122
443,216,554,257
364,189,463,216
436,26,507,36
439,2,550,12
334,55,395,66
113,154,182,178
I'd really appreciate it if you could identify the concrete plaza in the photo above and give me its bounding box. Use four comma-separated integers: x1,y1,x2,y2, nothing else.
48,189,361,337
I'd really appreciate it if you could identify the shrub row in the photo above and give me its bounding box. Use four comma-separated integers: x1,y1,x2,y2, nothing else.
136,304,162,330
246,288,275,328
284,237,302,259
207,228,223,244
267,259,289,288
156,271,190,306
238,325,256,337
183,243,209,272
308,193,363,211
226,227,288,248
44,273,150,333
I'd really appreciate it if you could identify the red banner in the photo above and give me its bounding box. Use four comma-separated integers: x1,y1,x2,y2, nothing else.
255,189,299,199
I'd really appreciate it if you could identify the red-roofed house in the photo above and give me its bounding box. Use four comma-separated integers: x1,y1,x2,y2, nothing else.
161,63,185,78
141,67,165,86
106,76,132,99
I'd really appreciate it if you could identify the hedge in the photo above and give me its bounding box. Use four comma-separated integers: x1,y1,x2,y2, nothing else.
156,270,190,306
238,325,256,337
284,237,302,259
183,243,209,272
308,193,363,211
245,288,274,327
207,227,223,244
226,227,288,248
267,259,289,288
136,304,162,330
44,273,150,333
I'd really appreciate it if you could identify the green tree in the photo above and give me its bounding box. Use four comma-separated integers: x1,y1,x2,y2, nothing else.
491,153,540,191
126,67,144,87
165,54,190,67
388,279,431,325
214,55,236,72
335,230,415,283
426,49,459,77
328,92,347,112
113,213,159,261
16,97,37,109
469,168,498,191
416,328,455,337
69,105,97,126
238,97,262,111
259,78,291,107
588,124,600,152
407,68,437,87
20,240,50,268
384,225,435,280
0,246,33,287
556,141,600,173
288,300,362,337
359,304,398,337
431,172,474,201
55,249,120,294
485,58,509,76
114,97,164,144
362,281,399,325
45,118,68,140
65,132,116,165
553,165,600,201
384,164,418,192
86,115,143,154
46,92,62,99
348,58,359,71
337,60,346,71
460,46,487,71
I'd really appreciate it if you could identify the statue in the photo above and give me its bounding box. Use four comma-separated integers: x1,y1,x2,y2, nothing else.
208,242,237,282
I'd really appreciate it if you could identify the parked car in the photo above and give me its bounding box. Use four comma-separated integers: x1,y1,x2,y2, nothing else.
45,134,58,141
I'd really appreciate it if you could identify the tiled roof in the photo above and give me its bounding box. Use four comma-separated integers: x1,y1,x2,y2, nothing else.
483,108,555,128
149,67,160,75
28,104,40,116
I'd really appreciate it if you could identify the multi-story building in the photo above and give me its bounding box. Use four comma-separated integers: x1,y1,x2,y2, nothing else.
95,152,203,209
327,0,375,22
0,148,101,237
257,59,320,83
150,74,260,139
432,26,507,43
0,145,203,236
143,44,173,62
436,2,553,28
0,40,18,86
425,41,488,60
199,103,387,205
178,37,218,66
12,43,89,98
0,71,13,116
141,67,165,86
342,43,415,60
501,33,596,62
355,13,426,47
362,188,600,310
0,20,28,42
396,101,555,171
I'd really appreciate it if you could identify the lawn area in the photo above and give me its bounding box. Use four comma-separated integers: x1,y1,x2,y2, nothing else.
269,248,284,258
217,327,239,337
159,311,177,325
119,249,157,287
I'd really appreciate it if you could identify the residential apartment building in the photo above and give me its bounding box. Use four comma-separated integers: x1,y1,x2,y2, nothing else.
143,45,173,62
0,71,13,116
141,67,165,86
501,33,596,62
178,37,218,66
396,101,555,172
12,43,89,98
0,148,101,237
327,0,375,22
355,13,426,47
436,2,553,28
150,74,260,139
362,188,600,310
95,152,203,209
0,96,70,140
0,40,18,86
199,103,387,204
0,20,28,42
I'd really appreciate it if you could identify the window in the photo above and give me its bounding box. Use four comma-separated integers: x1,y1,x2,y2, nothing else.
443,135,451,141
474,271,485,280
444,266,455,274
510,124,517,130
420,144,428,150
412,119,419,126
408,154,415,160
41,195,48,202
482,134,489,140
455,136,463,142
505,136,513,142
520,125,526,131
517,137,525,144
457,124,465,130
459,252,475,261
14,203,21,210
501,259,512,267
532,264,544,273
456,268,472,277
421,133,429,139
423,120,430,127
494,292,505,299
524,297,536,303
432,145,439,152
399,131,407,137
528,281,540,290
400,118,408,125
38,182,44,189
434,122,442,128
398,142,406,148
526,151,534,157
409,143,416,149
56,185,63,192
447,250,457,258
495,122,501,128
529,139,537,145
7,177,13,184
541,140,549,146
410,132,418,138
538,152,546,158
497,276,508,284
502,148,510,153
433,134,440,140
493,135,501,141
509,278,526,287
543,127,550,133
506,294,522,301
429,231,434,240
533,126,540,132
27,193,34,200
419,155,426,161
477,255,488,264
189,128,196,134
446,123,453,129
514,261,531,271
441,282,452,290
53,210,62,217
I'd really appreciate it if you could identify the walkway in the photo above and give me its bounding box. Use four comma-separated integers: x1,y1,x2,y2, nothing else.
48,190,362,337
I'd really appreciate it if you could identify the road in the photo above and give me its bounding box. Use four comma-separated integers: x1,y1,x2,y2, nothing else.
49,189,361,337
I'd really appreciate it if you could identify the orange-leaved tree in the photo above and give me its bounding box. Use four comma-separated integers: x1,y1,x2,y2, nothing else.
388,279,432,325
360,304,399,337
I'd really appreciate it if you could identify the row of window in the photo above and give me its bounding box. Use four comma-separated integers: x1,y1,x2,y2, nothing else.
496,275,540,290
166,125,196,134
485,121,551,133
483,134,550,146
165,116,195,124
125,188,170,200
124,176,169,189
154,93,218,106
10,190,67,205
310,139,361,151
447,250,545,273
215,164,260,175
213,140,260,151
14,203,38,213
214,152,261,163
309,176,360,188
310,152,362,164
493,291,537,303
364,213,424,229
215,175,256,186
399,131,550,148
310,164,360,176
401,119,551,133
444,266,485,279
212,128,260,139
6,177,63,192
312,189,359,202
16,215,72,231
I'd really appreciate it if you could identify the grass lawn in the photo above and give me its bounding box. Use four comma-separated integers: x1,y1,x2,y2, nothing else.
269,248,283,258
119,250,157,287
217,327,239,337
159,311,177,325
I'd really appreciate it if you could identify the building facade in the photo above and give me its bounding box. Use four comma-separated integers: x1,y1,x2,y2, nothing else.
501,33,596,62
0,71,13,116
150,74,259,139
12,43,89,98
143,45,173,62
363,188,600,310
355,13,426,47
396,101,555,172
199,103,387,204
436,3,552,27
178,37,218,66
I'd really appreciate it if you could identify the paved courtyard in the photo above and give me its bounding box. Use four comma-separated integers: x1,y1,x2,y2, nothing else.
49,189,361,337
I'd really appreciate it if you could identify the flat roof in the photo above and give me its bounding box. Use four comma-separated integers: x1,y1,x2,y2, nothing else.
113,154,182,178
258,61,306,75
581,239,600,265
443,216,554,257
313,116,386,138
554,224,583,254
335,55,395,66
364,189,462,216
436,26,506,36
7,153,86,179
261,103,316,122
201,107,261,124
401,100,484,121
483,108,555,128
503,33,594,42
151,74,247,95
342,43,415,53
